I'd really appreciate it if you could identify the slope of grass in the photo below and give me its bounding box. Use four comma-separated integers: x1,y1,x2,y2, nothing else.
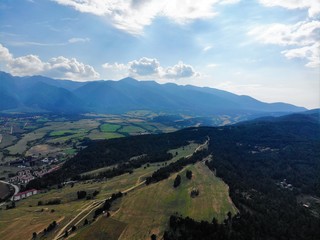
0,143,204,240
112,161,237,240
70,217,127,240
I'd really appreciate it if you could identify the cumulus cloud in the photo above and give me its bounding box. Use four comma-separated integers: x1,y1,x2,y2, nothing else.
163,61,199,79
102,57,199,80
44,56,100,80
8,55,45,75
0,44,100,80
259,0,320,18
0,44,13,62
53,0,240,34
129,57,161,76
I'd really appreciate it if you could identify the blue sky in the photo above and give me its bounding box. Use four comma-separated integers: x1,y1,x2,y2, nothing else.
0,0,319,108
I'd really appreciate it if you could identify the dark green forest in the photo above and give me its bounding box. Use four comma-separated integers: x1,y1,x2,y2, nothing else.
164,113,320,240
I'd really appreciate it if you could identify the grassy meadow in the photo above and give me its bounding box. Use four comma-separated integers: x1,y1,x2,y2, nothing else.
111,161,237,240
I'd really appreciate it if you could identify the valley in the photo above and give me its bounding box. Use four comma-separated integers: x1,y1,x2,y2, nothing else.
0,111,181,182
1,0,319,238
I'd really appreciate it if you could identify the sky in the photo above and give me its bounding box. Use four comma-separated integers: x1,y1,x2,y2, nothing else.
0,0,319,109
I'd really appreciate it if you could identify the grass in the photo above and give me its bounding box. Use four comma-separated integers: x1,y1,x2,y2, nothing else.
0,134,17,148
26,144,61,156
70,217,127,240
0,166,22,179
87,130,125,140
119,125,146,134
111,162,237,240
6,131,48,155
100,123,121,132
0,201,84,240
64,148,77,155
49,130,84,137
135,123,158,132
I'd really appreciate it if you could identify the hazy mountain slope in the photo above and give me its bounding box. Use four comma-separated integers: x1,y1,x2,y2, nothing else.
0,71,306,115
21,82,85,113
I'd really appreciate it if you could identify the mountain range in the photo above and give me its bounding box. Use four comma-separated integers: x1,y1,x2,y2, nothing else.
0,71,306,116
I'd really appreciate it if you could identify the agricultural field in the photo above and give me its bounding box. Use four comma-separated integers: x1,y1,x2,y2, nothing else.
100,123,121,132
0,112,189,178
26,144,61,157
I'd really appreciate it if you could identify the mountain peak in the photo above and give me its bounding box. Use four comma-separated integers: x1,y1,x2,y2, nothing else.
120,77,138,83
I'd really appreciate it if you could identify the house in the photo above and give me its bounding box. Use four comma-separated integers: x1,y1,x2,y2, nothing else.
13,189,38,201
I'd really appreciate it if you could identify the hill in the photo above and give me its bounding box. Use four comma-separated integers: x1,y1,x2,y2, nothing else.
23,111,320,240
0,71,305,116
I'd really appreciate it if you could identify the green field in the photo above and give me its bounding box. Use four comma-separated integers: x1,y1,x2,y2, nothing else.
119,125,146,134
1,114,181,164
0,134,17,149
111,161,237,240
100,123,121,132
87,130,125,140
49,129,85,137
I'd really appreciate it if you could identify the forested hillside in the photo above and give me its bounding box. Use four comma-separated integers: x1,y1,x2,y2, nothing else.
165,112,320,240
27,112,320,239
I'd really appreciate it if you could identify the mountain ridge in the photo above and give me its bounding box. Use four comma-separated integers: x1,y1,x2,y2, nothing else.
0,71,306,115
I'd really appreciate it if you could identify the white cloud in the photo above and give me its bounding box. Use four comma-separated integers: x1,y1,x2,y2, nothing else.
0,43,100,80
8,55,44,75
203,46,213,52
0,43,13,62
102,62,128,71
44,56,100,80
248,20,320,68
163,61,199,79
219,0,241,5
248,20,320,46
68,37,90,43
129,57,161,76
259,0,320,18
281,43,320,68
102,57,199,80
250,1,320,68
53,0,240,34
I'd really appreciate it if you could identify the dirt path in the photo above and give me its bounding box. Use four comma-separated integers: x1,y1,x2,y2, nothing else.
53,201,102,240
53,179,146,240
54,139,210,239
